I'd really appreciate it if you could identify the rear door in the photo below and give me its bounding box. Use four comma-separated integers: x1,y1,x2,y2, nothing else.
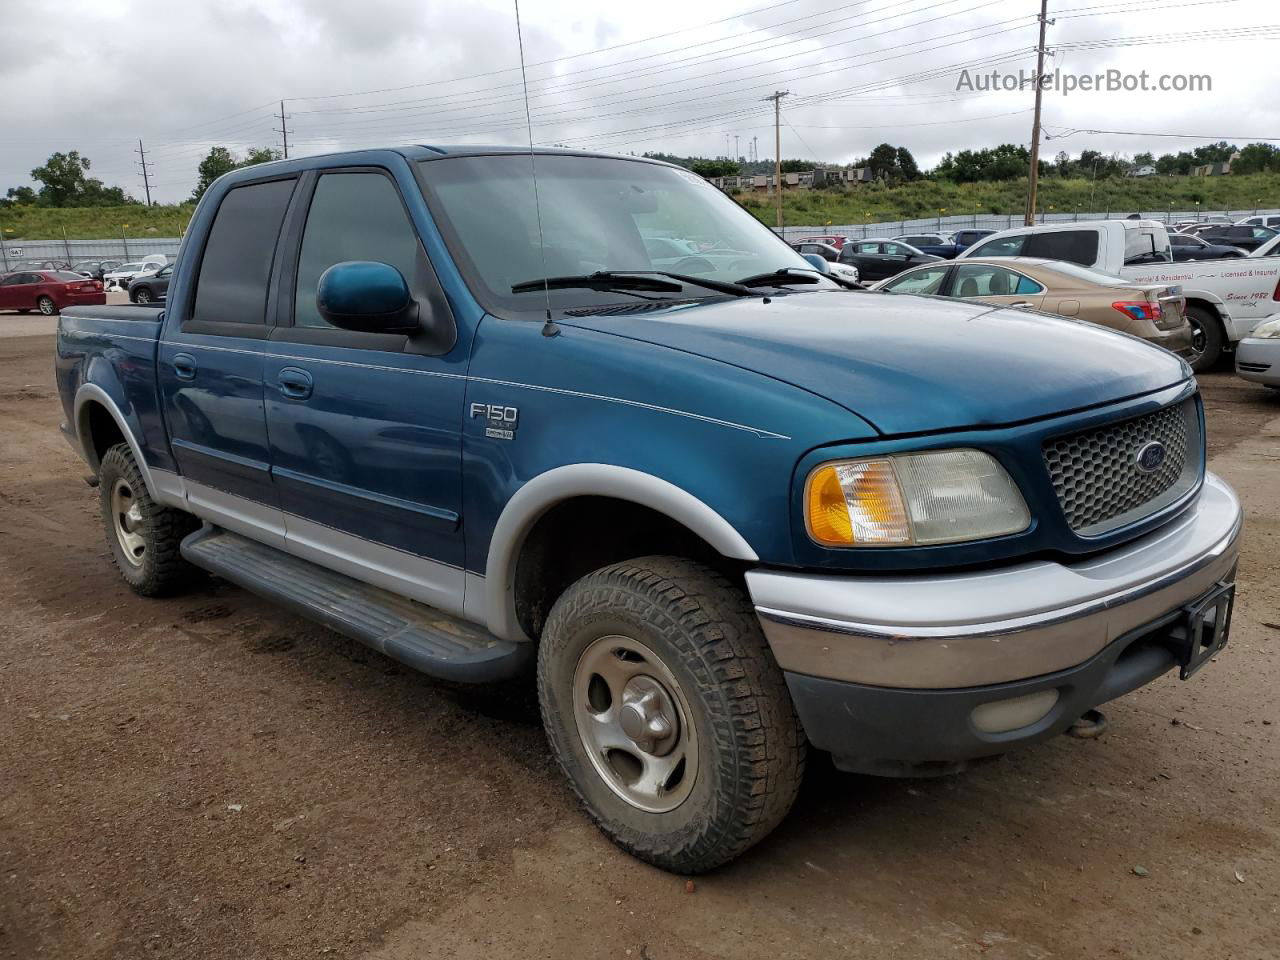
261,166,468,614
158,176,297,545
951,263,1046,310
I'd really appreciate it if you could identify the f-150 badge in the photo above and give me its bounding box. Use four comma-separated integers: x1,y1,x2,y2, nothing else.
471,402,519,440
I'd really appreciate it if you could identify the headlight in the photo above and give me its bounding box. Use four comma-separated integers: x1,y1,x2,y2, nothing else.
1249,316,1280,339
805,449,1030,547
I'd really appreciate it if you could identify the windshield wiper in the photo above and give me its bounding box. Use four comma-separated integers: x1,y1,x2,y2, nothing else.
735,269,824,288
512,270,760,298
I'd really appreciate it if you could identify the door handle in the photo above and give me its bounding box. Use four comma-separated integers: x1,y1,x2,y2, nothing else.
172,353,197,380
277,366,314,400
1009,301,1034,309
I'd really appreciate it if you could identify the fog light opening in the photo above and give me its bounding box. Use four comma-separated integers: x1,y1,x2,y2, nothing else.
970,689,1061,734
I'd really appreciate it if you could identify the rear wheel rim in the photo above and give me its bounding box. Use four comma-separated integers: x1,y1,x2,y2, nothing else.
38,297,55,315
572,634,698,813
110,478,146,567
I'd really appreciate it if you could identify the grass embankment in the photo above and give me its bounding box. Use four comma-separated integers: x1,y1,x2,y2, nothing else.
738,172,1280,226
0,204,195,241
3,172,1279,239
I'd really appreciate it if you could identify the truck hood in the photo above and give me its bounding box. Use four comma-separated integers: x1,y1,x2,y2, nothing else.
558,291,1190,435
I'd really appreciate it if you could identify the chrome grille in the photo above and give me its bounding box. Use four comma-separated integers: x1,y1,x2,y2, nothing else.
1044,398,1199,536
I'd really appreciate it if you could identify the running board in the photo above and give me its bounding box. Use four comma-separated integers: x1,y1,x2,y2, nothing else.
180,527,530,684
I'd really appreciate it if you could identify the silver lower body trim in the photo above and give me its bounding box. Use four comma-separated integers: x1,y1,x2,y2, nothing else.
748,472,1243,689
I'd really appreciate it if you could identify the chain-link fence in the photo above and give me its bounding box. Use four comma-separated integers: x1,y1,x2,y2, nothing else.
1,237,183,272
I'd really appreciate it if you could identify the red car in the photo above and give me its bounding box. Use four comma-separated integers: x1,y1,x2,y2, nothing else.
794,234,850,250
0,270,105,315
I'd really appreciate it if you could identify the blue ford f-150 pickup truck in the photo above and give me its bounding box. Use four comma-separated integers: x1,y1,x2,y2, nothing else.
56,146,1242,873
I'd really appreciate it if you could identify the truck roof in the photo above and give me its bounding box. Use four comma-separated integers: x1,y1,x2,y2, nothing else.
213,144,670,189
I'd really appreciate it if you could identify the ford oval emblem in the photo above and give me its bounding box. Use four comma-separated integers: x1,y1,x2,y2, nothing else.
1135,441,1167,473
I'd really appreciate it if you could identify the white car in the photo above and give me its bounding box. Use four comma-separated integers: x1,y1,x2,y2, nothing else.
103,260,165,290
1236,313,1280,388
1236,214,1280,229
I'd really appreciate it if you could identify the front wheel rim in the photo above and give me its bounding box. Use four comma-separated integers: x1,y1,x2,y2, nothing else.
110,478,146,567
571,634,699,813
136,290,150,303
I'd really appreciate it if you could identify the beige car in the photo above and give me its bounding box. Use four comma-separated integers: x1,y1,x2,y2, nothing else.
873,256,1193,357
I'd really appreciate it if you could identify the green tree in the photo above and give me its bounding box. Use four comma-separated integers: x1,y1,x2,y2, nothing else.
779,159,811,173
868,143,900,180
1232,143,1280,175
895,147,921,181
690,158,740,178
0,185,38,209
1132,152,1154,166
191,147,238,202
191,146,284,203
25,151,134,207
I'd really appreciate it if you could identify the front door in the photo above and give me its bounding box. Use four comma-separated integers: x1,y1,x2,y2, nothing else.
262,167,468,615
0,272,37,310
157,176,298,545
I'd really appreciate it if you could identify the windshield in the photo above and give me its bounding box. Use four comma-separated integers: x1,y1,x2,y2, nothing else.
1122,227,1172,265
417,153,825,314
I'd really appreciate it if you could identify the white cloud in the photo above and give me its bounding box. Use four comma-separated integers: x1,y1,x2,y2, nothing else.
1,0,1275,203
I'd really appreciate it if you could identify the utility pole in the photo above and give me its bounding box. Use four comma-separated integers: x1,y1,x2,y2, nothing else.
753,136,759,165
276,100,292,159
763,91,789,229
734,135,740,162
1024,0,1051,225
135,139,154,206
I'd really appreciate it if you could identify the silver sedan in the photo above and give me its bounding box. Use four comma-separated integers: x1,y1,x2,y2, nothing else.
1236,314,1280,388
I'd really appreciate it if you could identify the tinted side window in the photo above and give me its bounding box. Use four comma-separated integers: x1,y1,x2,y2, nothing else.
294,172,421,329
193,179,295,325
1024,230,1099,266
970,235,1026,258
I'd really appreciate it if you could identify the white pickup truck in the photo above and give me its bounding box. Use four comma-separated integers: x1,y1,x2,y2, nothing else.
958,219,1280,370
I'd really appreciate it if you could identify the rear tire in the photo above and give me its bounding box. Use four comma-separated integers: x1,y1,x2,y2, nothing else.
133,287,152,304
37,296,57,316
1184,305,1224,372
537,556,806,873
98,443,200,596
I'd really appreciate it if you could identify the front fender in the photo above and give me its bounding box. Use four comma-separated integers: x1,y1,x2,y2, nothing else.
482,464,758,642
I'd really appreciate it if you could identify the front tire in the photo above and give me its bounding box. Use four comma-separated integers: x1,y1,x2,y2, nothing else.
98,443,199,596
37,296,57,316
132,287,152,304
537,557,806,873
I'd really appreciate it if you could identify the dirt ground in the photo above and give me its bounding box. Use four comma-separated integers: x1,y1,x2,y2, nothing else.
1,315,1277,960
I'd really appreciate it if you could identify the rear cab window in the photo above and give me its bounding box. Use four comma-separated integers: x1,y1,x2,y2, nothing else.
190,178,296,331
1025,230,1101,267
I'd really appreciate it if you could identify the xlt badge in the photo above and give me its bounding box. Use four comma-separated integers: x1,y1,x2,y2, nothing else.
471,402,519,440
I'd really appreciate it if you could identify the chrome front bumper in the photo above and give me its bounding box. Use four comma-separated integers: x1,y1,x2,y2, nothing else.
747,472,1242,690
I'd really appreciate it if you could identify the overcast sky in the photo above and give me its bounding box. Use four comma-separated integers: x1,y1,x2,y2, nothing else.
2,0,1277,204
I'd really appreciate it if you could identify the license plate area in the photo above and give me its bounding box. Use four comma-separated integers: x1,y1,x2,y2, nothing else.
1169,580,1235,681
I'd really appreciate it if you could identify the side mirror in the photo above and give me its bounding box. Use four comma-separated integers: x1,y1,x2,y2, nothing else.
317,261,419,334
801,253,832,273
